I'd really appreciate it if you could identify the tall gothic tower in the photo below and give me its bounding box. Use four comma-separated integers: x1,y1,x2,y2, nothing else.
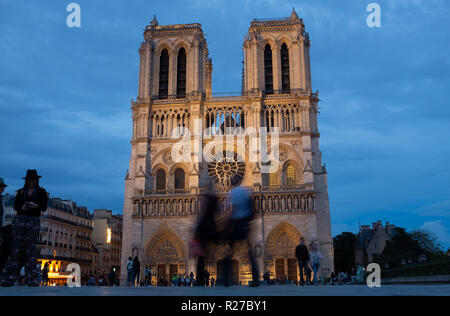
121,10,333,285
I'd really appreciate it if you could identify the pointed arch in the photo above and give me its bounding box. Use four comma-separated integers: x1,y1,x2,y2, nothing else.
144,227,186,264
265,222,303,259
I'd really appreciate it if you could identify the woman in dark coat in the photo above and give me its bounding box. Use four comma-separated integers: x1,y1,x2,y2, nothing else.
0,169,48,287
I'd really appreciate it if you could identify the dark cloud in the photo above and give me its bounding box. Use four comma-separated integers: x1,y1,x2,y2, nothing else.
1,0,449,246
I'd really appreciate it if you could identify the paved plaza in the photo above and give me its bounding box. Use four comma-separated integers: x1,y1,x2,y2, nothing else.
0,284,449,296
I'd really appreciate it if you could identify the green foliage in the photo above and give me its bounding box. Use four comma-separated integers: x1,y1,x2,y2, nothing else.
333,232,356,274
377,227,447,269
375,228,422,268
410,229,445,257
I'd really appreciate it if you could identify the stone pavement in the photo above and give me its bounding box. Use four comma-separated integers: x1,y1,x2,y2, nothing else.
0,284,449,296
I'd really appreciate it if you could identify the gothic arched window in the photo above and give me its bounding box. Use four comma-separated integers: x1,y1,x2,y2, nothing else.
285,164,296,185
177,47,187,98
174,168,185,189
159,49,169,99
281,43,290,93
264,44,273,95
156,169,166,190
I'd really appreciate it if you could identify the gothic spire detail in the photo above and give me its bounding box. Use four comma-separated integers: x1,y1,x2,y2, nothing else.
290,8,298,19
150,15,158,27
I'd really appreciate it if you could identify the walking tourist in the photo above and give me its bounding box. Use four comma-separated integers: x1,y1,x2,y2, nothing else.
222,174,259,287
0,170,48,287
144,265,151,286
189,271,194,286
192,183,218,286
295,237,310,286
88,275,96,286
309,241,323,286
205,270,210,286
127,256,134,286
133,256,141,287
42,262,49,286
108,267,116,286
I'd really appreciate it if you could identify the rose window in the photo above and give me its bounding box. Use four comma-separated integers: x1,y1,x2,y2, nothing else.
208,150,245,186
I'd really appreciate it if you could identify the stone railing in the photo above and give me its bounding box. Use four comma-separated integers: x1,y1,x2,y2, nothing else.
131,184,316,217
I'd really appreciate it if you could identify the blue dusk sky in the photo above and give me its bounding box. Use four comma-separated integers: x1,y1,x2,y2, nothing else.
1,0,449,247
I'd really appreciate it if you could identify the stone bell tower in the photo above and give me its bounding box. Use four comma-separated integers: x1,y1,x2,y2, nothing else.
137,15,212,100
243,8,312,94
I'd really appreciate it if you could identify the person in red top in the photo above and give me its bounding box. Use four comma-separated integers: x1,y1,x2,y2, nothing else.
0,169,48,287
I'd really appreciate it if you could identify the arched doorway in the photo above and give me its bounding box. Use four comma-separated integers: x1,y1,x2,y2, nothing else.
144,228,186,286
204,239,250,285
265,222,302,284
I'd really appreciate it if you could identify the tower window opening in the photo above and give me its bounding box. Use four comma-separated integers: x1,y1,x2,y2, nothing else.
159,49,169,99
281,43,290,93
177,47,187,98
264,44,273,95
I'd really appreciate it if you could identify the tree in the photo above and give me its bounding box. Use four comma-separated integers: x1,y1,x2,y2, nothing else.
333,232,356,274
410,229,445,258
376,228,422,268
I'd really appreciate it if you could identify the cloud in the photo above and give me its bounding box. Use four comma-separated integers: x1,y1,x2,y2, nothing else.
1,0,449,230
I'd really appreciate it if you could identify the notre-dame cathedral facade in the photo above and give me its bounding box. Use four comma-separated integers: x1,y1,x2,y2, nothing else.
120,9,334,285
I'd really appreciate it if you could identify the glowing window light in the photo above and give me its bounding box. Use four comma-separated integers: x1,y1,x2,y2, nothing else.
107,228,111,243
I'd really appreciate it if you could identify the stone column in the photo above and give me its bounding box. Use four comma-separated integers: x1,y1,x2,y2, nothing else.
143,43,152,99
169,49,176,96
193,40,200,93
272,43,281,92
138,44,145,98
300,38,306,90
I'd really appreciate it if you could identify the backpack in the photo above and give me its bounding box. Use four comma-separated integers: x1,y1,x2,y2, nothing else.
127,261,133,271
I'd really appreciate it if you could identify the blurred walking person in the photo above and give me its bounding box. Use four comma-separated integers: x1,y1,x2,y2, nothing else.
0,170,48,287
192,183,218,286
222,174,259,287
309,241,323,285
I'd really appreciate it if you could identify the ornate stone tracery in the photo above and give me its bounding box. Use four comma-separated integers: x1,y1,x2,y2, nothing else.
265,222,302,259
145,229,185,264
208,150,246,186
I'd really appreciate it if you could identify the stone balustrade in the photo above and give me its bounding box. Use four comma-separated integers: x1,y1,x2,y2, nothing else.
131,184,316,217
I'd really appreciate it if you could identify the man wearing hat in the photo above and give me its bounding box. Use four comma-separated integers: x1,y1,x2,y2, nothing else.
0,170,48,287
0,178,7,228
